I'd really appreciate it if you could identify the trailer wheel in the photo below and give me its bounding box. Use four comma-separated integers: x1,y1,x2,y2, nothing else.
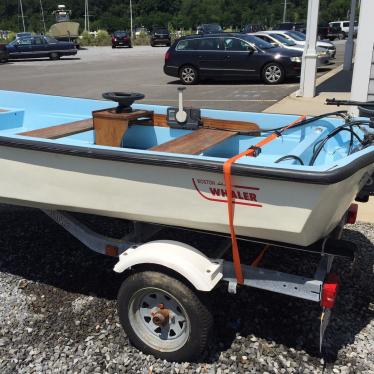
118,271,213,361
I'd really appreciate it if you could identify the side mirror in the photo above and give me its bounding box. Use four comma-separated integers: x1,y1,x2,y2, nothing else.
248,48,255,55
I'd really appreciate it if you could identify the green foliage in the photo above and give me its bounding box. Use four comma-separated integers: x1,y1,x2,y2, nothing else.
4,32,16,44
0,0,356,34
95,29,111,45
80,31,95,46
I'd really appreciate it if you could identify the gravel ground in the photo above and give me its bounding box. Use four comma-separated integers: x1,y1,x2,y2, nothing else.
0,204,373,374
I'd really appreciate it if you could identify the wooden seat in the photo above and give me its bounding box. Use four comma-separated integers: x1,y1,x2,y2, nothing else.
0,109,8,112
18,118,93,139
150,128,237,154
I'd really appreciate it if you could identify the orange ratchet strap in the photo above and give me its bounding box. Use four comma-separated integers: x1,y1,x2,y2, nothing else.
223,115,306,285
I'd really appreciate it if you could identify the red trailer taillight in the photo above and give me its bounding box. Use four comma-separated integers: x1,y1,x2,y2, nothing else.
346,203,358,224
321,273,340,309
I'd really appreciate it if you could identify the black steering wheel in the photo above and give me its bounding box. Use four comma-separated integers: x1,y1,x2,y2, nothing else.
102,92,145,113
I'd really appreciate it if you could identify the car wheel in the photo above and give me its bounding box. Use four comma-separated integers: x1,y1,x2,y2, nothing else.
179,65,199,85
117,271,213,362
262,63,285,85
128,44,133,48
0,58,8,63
342,32,347,39
112,45,116,49
49,52,60,60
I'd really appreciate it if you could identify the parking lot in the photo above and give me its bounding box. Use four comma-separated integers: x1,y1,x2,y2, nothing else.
0,41,345,112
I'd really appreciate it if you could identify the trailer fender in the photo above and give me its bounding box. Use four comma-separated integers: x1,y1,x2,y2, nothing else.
113,240,223,291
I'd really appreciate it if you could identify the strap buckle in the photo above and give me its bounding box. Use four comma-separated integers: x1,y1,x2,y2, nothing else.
248,145,262,157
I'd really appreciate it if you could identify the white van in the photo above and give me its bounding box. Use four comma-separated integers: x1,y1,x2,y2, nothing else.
329,21,358,38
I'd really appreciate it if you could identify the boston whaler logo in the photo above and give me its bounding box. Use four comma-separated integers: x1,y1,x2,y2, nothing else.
192,178,262,207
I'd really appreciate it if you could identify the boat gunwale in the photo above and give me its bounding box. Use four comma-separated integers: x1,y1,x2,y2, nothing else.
0,135,372,185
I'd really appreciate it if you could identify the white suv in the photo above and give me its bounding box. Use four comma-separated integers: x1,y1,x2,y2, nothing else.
329,21,358,38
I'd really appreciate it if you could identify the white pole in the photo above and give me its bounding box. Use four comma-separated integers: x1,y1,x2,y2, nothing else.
343,0,357,71
350,0,374,113
283,0,287,23
39,0,46,34
297,0,320,98
84,0,87,32
19,0,26,32
87,0,90,32
130,0,133,38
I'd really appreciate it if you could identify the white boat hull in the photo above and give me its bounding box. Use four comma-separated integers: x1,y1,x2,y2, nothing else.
0,145,371,247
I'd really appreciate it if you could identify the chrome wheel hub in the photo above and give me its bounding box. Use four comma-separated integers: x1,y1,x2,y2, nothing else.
128,288,190,352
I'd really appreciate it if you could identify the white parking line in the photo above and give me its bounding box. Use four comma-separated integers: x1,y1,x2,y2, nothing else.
143,99,278,102
141,84,298,88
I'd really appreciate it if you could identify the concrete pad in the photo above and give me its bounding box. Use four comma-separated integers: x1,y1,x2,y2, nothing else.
357,201,374,223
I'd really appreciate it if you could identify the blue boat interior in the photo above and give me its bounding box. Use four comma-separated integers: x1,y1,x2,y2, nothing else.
0,90,372,170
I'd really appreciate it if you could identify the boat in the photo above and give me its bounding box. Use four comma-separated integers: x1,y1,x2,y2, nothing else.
49,5,80,48
0,90,373,248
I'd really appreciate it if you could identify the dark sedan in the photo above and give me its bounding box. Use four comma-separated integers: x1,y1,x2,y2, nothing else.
0,44,9,63
7,35,77,60
164,33,302,85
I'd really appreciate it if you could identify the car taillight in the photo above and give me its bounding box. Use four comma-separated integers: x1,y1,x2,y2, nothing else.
165,51,171,61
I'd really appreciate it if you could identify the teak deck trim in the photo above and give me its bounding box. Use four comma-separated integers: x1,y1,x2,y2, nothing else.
150,128,237,154
16,110,260,143
18,119,93,139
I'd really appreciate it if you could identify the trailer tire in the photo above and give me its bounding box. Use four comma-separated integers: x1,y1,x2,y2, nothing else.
118,270,213,362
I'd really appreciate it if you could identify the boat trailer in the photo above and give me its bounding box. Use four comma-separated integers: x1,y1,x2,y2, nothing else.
42,207,358,361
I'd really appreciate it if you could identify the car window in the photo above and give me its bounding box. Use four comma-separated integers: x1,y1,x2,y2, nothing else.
176,39,198,51
19,38,32,45
256,35,272,43
203,24,222,33
45,36,58,44
224,37,252,51
331,23,340,28
285,31,305,41
242,34,274,49
354,21,358,26
114,32,128,37
271,33,296,46
343,22,349,27
154,29,168,34
197,37,223,51
33,37,44,45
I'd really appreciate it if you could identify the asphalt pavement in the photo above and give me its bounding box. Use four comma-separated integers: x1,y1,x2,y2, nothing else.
0,41,345,112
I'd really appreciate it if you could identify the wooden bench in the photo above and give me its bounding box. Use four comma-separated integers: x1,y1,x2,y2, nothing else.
18,118,93,139
150,128,237,154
